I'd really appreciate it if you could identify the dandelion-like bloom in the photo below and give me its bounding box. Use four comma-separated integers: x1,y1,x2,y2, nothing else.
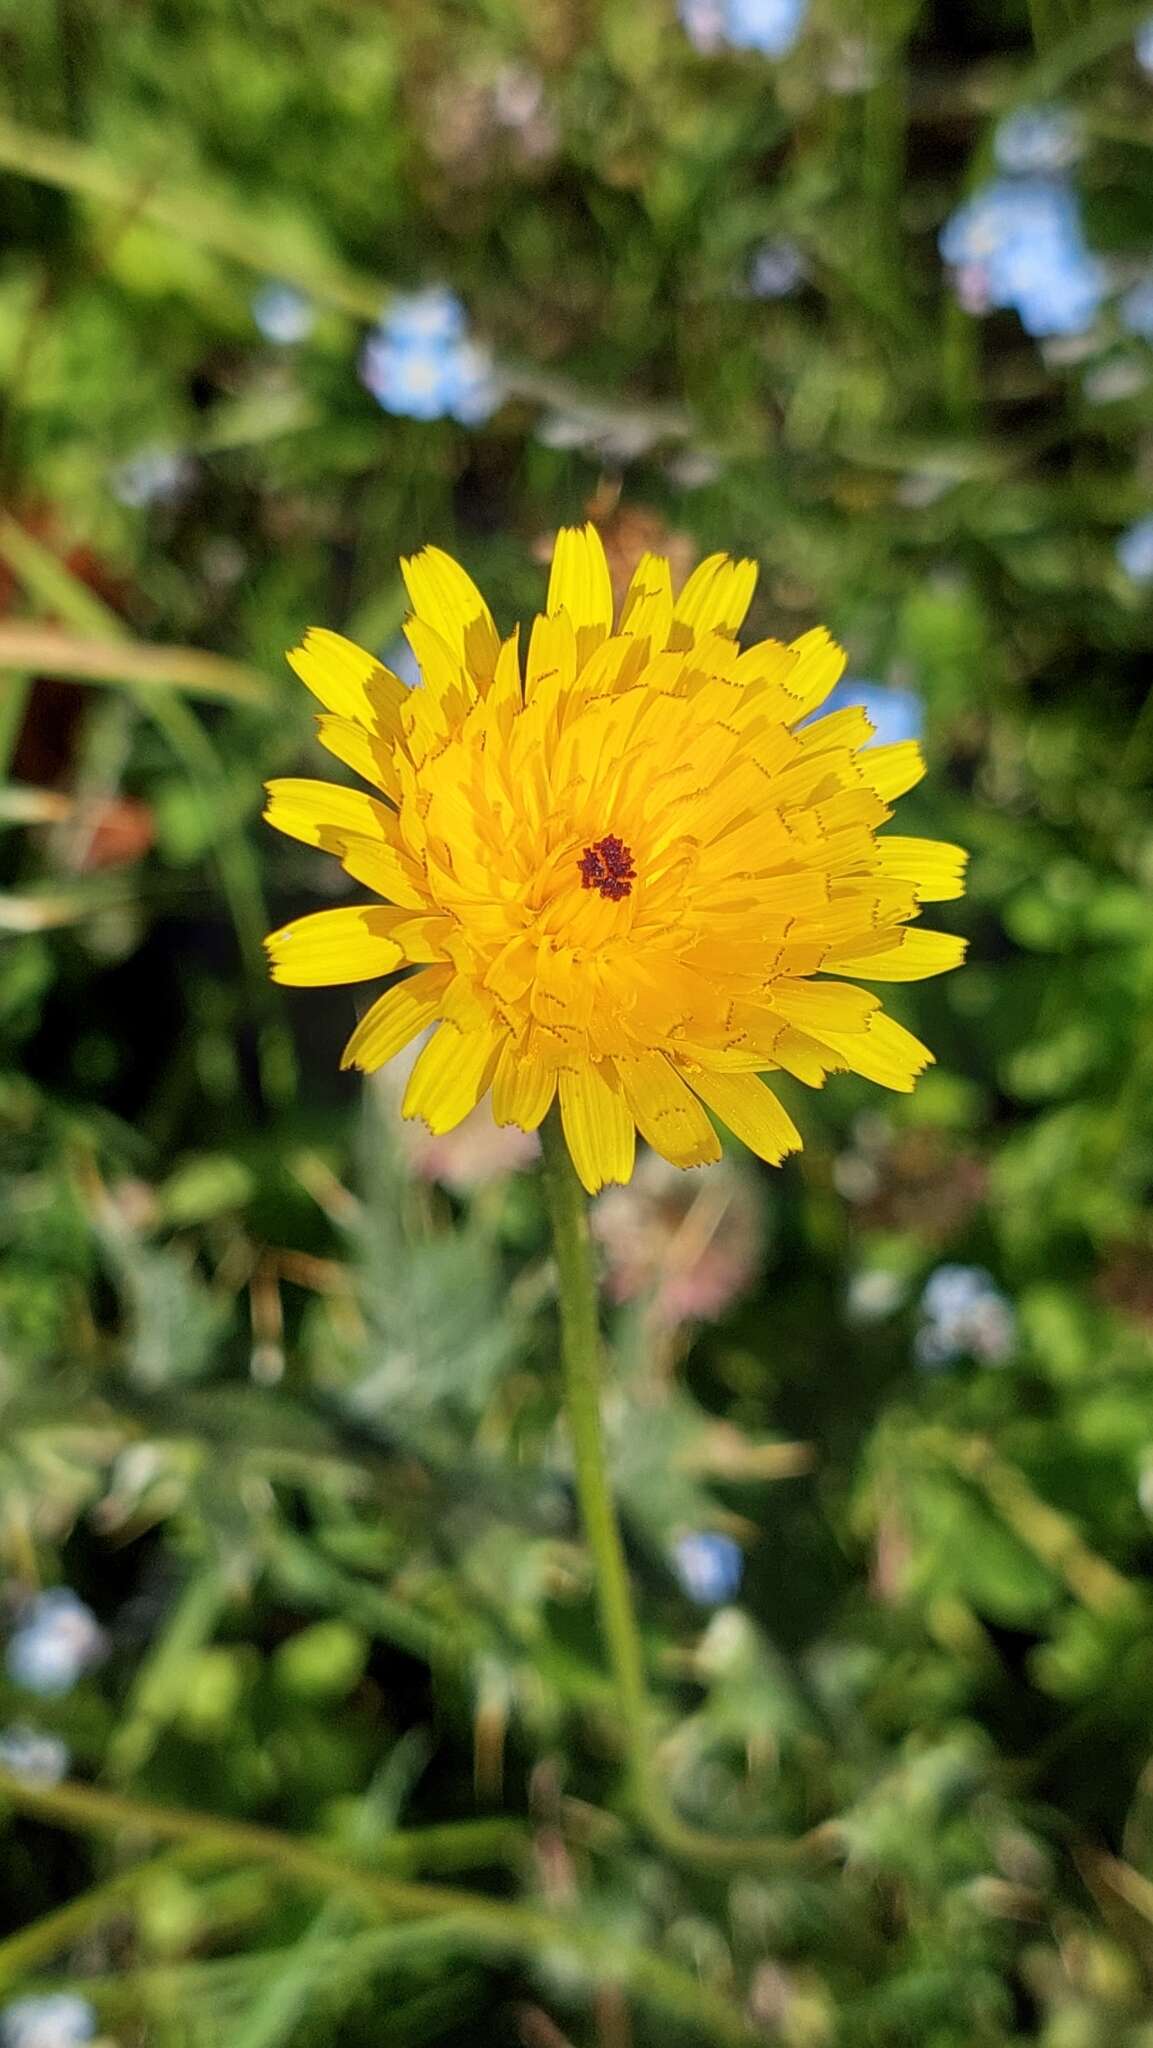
264,528,966,1192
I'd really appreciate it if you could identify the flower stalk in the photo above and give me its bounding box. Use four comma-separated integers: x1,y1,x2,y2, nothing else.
540,1108,844,1875
539,1107,650,1771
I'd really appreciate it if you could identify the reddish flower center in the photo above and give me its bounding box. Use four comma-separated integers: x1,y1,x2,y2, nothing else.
578,834,636,901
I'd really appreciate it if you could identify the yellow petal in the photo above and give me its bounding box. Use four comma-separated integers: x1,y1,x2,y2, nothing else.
399,620,475,763
730,636,800,706
263,778,393,852
388,912,455,962
615,1051,722,1169
770,1027,844,1087
769,977,879,1036
264,906,407,986
315,714,401,803
491,1039,556,1130
619,553,674,650
779,628,846,723
486,628,523,724
547,525,614,662
287,629,406,733
559,1062,636,1194
401,546,501,680
525,608,577,707
687,1069,802,1166
340,966,452,1073
823,929,967,981
797,705,874,755
401,615,460,694
819,1011,933,1091
672,554,758,644
402,1018,501,1133
263,777,426,908
861,741,924,801
875,836,968,902
339,836,429,910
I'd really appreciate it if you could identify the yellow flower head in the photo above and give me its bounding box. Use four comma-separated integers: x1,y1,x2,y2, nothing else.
264,527,966,1193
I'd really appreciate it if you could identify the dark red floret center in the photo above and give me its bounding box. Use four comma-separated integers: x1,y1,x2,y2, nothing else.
578,834,636,901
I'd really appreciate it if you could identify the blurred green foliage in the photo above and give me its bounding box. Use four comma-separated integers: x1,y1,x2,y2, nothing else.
5,1,1153,2043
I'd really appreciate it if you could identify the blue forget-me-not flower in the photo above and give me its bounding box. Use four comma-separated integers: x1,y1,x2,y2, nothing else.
252,282,316,346
5,1589,105,1697
673,1532,745,1605
679,0,806,57
915,1265,1016,1370
940,177,1105,340
0,1999,97,2048
1117,516,1153,583
0,1724,71,1785
360,289,504,425
110,446,193,509
748,238,808,298
993,104,1082,176
1120,277,1153,342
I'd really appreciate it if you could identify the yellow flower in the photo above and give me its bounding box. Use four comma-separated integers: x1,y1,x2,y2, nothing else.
264,527,966,1193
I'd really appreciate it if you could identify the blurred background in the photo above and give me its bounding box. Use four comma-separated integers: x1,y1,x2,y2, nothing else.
4,1,1153,2043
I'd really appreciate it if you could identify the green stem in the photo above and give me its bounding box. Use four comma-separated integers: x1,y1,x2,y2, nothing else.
0,1845,199,1984
0,1772,757,2047
538,1110,837,1875
539,1109,649,1763
0,675,31,778
1026,0,1063,51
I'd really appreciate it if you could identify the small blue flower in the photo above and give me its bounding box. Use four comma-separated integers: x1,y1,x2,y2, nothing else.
383,288,469,348
0,1724,70,1785
678,0,805,55
361,335,460,421
1137,16,1153,76
251,282,315,346
1120,278,1153,342
1117,516,1153,583
0,1997,97,2048
915,1265,1016,1370
940,178,1073,271
110,446,193,509
748,238,807,299
360,291,503,425
922,1265,990,1321
5,1589,105,1698
940,177,1105,341
444,340,505,426
725,0,806,56
1015,253,1106,340
673,1532,744,1606
994,105,1082,176
812,680,923,749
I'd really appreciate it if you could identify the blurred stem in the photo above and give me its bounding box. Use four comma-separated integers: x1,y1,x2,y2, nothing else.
539,1109,649,1761
1025,0,1063,50
538,1110,838,1876
0,1845,202,1985
0,1772,758,2048
0,675,31,778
